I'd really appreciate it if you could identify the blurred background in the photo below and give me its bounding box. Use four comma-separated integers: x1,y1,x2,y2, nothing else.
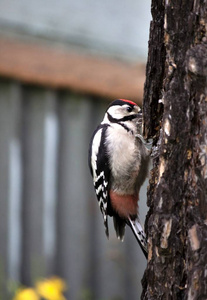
0,0,151,299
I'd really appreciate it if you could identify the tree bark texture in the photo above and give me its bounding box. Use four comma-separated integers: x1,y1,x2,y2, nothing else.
142,0,207,299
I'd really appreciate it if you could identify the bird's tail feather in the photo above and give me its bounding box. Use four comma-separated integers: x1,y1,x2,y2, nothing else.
113,216,126,241
128,217,148,258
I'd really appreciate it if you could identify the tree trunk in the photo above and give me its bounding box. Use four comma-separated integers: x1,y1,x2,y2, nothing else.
142,0,207,299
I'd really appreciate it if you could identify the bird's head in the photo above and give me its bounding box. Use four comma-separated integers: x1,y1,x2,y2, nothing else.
102,99,142,126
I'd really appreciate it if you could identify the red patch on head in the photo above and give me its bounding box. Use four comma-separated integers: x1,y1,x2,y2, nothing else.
119,99,137,106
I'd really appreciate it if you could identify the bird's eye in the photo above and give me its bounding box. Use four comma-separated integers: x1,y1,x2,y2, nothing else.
126,106,133,112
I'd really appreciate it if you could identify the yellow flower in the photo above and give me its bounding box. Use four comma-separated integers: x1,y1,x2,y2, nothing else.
13,288,39,300
36,276,67,300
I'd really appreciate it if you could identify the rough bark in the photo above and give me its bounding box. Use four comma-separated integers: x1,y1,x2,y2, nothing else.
142,0,207,299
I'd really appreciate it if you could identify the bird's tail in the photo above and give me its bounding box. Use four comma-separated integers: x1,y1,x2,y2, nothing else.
128,217,148,258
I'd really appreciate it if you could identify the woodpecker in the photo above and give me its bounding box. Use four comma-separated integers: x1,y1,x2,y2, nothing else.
88,99,150,257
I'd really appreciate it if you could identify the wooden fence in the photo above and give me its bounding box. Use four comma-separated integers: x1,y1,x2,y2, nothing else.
0,79,148,300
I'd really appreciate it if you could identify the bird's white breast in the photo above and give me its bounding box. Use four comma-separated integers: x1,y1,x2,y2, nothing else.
106,123,141,188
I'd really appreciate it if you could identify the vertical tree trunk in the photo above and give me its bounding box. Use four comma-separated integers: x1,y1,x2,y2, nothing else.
142,0,207,299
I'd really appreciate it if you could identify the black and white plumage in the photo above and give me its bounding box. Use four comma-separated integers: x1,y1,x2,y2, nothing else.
88,99,150,257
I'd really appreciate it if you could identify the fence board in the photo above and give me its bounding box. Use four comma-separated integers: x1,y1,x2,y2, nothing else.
0,81,19,298
7,82,22,286
21,87,48,284
56,93,94,299
42,90,58,276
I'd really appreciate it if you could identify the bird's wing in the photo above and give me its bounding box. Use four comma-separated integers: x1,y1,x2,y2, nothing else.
89,125,110,237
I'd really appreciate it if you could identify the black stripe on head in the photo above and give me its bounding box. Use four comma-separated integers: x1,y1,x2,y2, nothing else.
107,111,139,123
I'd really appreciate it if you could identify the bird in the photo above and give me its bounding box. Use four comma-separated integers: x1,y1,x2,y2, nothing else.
88,99,150,257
